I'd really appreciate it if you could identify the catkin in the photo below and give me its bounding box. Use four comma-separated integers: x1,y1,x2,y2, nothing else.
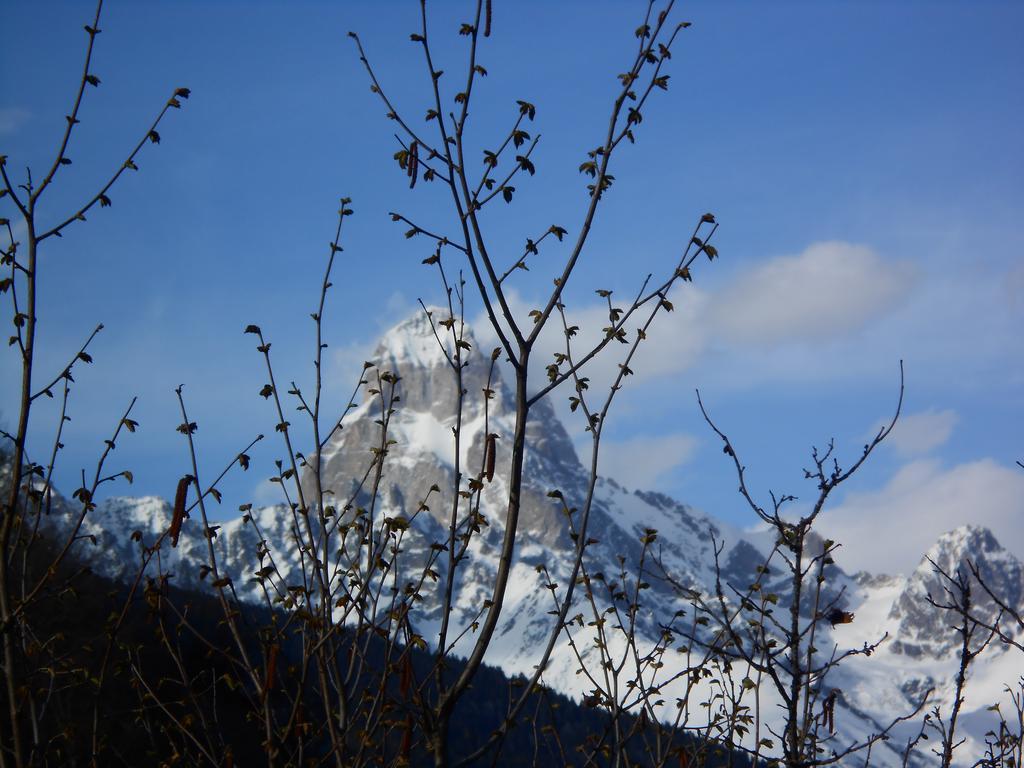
264,643,279,696
484,433,497,482
408,141,419,188
169,475,190,547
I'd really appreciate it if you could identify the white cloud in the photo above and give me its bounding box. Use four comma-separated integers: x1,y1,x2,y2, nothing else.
250,477,286,507
474,285,709,398
596,432,698,490
327,339,375,392
820,458,1024,575
547,283,709,390
879,408,958,457
384,290,412,318
0,107,31,136
323,298,417,397
710,241,916,344
472,242,918,399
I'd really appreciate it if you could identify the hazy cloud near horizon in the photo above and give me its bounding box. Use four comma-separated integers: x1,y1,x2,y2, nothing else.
820,458,1024,575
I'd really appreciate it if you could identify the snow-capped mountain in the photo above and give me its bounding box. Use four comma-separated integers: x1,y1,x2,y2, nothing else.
41,309,1023,766
834,526,1024,763
888,526,1024,658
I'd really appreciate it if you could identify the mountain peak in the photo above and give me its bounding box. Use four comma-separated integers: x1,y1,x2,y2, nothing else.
907,525,1018,591
923,525,1003,567
889,525,1024,657
374,307,481,371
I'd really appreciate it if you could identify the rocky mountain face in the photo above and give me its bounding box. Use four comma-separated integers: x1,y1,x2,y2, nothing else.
36,310,1024,766
889,526,1024,658
298,310,772,664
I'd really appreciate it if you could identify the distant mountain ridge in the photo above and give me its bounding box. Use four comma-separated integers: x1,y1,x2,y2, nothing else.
42,309,1024,766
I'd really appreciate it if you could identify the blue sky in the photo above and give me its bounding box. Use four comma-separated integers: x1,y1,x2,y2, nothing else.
3,1,1022,574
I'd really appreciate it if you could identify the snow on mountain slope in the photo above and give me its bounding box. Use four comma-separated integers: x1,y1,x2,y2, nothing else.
40,308,1023,766
834,526,1024,763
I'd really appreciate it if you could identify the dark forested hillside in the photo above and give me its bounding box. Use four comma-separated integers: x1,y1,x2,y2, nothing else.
3,523,755,767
